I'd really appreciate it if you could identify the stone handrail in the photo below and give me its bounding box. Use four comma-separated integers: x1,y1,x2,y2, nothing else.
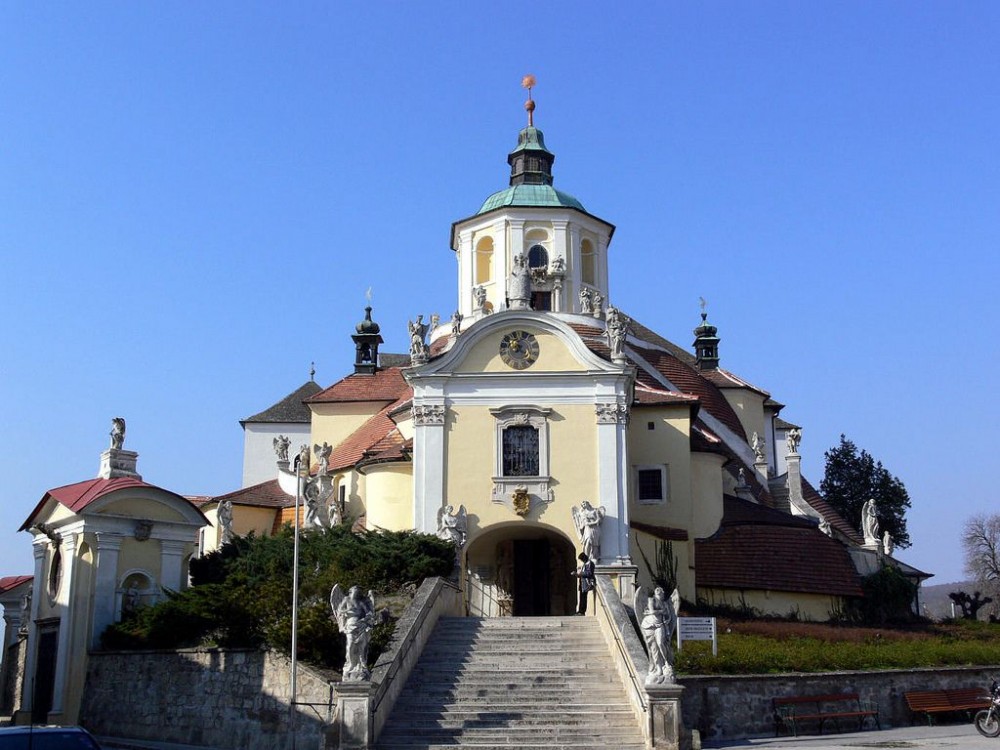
369,576,463,740
594,575,650,725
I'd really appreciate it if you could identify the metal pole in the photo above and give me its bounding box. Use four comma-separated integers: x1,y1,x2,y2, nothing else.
290,454,303,747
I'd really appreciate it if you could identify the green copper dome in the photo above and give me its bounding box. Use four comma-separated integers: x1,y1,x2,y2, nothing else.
476,124,585,215
478,184,586,214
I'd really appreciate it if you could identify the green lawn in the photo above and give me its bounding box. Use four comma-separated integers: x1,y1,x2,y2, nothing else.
675,618,1000,675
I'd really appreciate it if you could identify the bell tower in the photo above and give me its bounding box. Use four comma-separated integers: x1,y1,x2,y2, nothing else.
450,77,616,323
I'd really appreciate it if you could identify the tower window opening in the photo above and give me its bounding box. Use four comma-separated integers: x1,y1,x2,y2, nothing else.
581,239,596,285
476,237,494,285
527,244,548,269
531,291,552,311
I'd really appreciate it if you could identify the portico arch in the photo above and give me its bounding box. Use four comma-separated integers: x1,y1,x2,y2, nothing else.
464,523,577,617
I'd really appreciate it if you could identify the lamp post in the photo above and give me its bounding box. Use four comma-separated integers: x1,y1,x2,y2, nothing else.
289,451,305,747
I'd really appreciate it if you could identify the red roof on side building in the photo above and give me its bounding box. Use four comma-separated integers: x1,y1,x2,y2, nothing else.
20,477,206,531
695,496,863,598
307,368,411,404
330,396,411,472
211,479,291,509
0,575,32,594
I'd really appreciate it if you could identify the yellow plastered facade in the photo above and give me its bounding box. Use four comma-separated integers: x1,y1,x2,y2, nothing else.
364,465,413,531
453,329,588,375
310,401,390,457
697,586,843,622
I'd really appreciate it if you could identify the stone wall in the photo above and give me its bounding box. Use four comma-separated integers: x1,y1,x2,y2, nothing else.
679,665,1000,741
80,649,333,750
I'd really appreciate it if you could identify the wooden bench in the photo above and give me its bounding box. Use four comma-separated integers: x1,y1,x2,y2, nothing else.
773,693,880,737
904,688,990,725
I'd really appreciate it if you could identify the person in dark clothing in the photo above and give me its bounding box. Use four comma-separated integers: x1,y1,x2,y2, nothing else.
572,552,596,614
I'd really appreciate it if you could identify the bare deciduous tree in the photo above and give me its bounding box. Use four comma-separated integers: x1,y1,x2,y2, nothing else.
962,513,1000,615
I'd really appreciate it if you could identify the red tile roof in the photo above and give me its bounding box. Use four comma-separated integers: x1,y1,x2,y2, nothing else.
330,396,411,472
307,368,411,404
211,480,292,509
628,343,747,441
695,497,863,597
0,575,32,594
633,383,699,406
20,477,207,531
700,367,770,397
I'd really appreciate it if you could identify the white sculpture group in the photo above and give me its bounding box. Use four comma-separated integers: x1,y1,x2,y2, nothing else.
436,504,468,548
634,586,679,684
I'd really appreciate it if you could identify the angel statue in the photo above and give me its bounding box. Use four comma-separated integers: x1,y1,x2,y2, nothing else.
313,442,333,477
861,498,879,546
218,498,234,544
571,501,606,562
436,504,468,548
633,586,679,684
273,435,291,463
330,584,377,681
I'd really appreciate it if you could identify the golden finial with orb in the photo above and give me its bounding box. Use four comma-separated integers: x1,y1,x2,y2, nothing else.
522,74,537,126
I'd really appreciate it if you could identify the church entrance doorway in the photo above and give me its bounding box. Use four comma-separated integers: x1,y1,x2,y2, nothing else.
465,526,576,617
31,623,58,724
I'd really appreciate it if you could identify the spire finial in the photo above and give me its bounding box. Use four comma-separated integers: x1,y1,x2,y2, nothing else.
699,296,708,322
310,362,316,381
522,74,536,127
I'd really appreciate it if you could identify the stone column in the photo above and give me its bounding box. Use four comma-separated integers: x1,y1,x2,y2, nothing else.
551,220,569,312
568,224,581,311
159,540,188,593
332,681,374,748
785,450,808,517
645,683,685,750
412,404,446,535
457,231,474,320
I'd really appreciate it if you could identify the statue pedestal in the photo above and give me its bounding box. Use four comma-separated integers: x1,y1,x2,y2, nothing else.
99,448,140,479
645,683,685,750
331,681,374,749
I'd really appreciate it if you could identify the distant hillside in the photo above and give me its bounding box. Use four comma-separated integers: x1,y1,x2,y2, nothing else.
921,580,997,621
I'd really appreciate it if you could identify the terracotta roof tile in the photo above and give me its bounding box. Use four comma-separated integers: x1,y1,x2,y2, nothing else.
696,497,863,597
633,384,700,406
700,368,770,397
212,480,292,510
307,368,411,404
241,381,323,424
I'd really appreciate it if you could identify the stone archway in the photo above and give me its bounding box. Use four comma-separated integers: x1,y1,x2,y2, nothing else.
464,525,577,617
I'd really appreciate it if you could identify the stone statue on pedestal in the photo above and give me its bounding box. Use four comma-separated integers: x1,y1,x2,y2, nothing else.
110,417,126,450
330,584,377,681
508,254,531,309
861,498,879,546
218,499,234,543
571,501,606,562
634,586,679,684
408,315,429,364
273,435,291,463
436,504,468,548
606,306,631,363
751,432,766,463
786,428,801,455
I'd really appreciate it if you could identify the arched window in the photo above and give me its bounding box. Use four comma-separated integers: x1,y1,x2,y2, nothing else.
475,237,494,285
581,239,596,285
527,244,548,270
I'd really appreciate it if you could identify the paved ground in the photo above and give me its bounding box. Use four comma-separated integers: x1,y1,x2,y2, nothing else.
703,722,994,750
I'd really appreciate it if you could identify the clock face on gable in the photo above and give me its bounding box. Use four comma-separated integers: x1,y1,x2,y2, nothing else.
499,330,540,370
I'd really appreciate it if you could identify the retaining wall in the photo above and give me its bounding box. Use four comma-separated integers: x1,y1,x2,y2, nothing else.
80,649,333,750
679,665,1000,741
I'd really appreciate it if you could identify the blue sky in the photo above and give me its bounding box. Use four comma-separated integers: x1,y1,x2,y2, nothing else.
2,3,997,587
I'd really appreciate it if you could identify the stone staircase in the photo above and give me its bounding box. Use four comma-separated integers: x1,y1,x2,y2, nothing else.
376,616,646,750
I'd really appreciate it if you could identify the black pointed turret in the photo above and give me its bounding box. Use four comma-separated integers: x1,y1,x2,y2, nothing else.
508,127,555,186
693,313,720,371
352,306,383,374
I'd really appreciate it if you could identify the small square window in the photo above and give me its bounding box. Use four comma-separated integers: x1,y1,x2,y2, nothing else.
636,465,669,505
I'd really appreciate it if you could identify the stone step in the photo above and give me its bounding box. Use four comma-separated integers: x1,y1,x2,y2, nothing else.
377,744,646,750
393,687,628,700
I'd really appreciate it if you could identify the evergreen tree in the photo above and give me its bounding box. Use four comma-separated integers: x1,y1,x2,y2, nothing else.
820,435,912,548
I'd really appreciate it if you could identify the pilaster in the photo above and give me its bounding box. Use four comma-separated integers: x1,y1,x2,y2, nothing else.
50,533,78,714
568,224,581,311
20,542,46,714
159,540,188,592
595,401,631,565
92,533,123,649
412,405,446,534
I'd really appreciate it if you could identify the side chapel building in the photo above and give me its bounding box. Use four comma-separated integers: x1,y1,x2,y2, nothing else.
2,90,927,726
